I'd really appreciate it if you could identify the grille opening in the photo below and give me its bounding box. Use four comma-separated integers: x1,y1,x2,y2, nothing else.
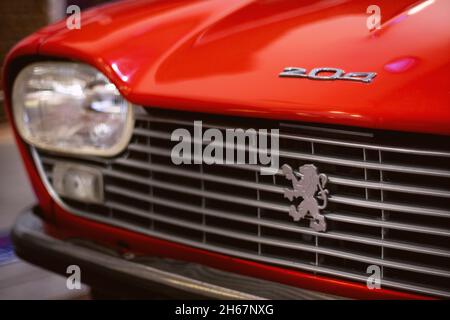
261,244,316,264
258,174,276,184
204,180,257,199
203,164,256,182
153,188,202,207
154,204,202,224
327,202,382,220
280,123,374,142
367,169,381,181
153,171,201,189
149,133,177,150
111,207,151,229
315,162,365,180
205,199,257,217
318,237,382,258
383,151,450,171
130,133,148,146
386,210,450,231
279,138,312,154
383,247,450,272
328,183,366,199
152,121,193,135
277,159,323,177
274,174,291,188
383,171,450,190
383,268,450,293
367,189,382,201
326,219,382,238
126,149,150,162
374,131,450,152
319,255,369,275
261,226,316,246
106,176,151,194
151,154,201,173
106,190,150,211
205,215,258,235
260,208,298,224
234,150,271,167
134,119,148,129
259,190,285,204
365,149,380,161
383,190,450,211
383,229,449,252
112,163,151,178
154,221,203,242
314,143,364,161
206,234,258,253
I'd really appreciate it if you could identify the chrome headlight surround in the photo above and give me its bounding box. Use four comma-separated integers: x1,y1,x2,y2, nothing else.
12,61,134,157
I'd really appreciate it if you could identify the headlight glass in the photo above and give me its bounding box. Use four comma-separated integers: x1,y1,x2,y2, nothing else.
12,62,134,156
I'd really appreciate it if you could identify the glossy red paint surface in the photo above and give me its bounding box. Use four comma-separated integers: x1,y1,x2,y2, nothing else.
2,0,449,299
26,0,450,135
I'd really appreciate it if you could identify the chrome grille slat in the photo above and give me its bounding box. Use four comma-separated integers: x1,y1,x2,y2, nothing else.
133,127,450,177
42,155,450,200
102,179,450,238
35,107,450,298
324,213,450,237
103,169,288,212
328,176,450,199
116,149,450,198
102,185,450,258
134,114,450,158
102,167,449,219
114,157,450,199
329,196,450,218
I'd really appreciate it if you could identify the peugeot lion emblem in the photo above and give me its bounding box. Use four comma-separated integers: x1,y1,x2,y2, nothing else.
281,164,329,232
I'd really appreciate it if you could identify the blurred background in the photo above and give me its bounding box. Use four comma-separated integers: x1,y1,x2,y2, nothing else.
0,0,112,300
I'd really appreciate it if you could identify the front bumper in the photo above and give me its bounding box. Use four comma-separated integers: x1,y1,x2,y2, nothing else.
12,207,336,299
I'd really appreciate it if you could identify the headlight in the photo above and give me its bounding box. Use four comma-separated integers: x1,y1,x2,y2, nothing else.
12,61,134,156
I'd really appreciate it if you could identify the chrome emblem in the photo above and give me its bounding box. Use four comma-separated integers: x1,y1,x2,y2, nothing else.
281,164,329,232
279,67,377,83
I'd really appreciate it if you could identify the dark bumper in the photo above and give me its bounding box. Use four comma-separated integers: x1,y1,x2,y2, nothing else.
12,207,336,299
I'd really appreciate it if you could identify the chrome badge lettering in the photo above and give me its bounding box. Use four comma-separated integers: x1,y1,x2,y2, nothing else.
281,164,329,232
279,67,377,83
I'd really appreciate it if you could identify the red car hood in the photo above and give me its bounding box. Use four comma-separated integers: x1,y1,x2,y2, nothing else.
10,0,450,134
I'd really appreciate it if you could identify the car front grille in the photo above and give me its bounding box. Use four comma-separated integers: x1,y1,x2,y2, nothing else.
33,107,450,298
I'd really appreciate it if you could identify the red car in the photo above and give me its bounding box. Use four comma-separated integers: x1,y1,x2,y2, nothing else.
2,0,449,299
